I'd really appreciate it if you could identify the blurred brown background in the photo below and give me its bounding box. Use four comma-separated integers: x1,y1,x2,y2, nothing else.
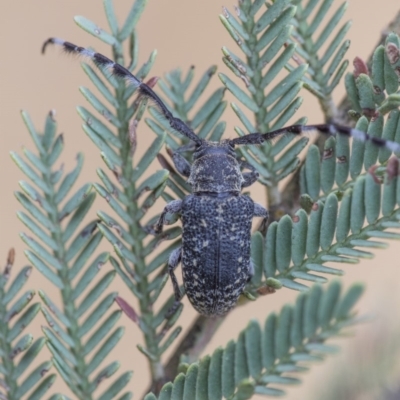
1,0,400,399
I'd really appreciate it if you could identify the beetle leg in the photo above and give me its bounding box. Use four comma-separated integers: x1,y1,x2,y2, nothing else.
240,160,259,188
242,290,256,301
154,199,183,235
174,142,197,153
247,260,255,283
166,247,183,317
254,203,269,231
171,151,191,177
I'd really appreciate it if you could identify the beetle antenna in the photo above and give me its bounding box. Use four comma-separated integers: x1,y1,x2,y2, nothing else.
42,38,203,145
230,122,400,154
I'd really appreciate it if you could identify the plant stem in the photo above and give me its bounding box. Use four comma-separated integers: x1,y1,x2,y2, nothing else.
241,5,285,216
0,252,17,399
43,151,93,398
164,315,225,380
112,44,166,393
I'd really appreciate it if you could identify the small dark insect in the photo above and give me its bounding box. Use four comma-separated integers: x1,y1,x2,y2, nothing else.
43,38,400,317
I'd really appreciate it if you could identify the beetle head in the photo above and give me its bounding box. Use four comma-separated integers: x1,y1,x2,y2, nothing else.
188,140,244,194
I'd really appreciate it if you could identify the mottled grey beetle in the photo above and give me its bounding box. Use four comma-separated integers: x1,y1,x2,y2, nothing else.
43,38,400,317
153,141,268,316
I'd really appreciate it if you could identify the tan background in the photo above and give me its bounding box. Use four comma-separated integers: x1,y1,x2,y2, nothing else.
1,0,400,399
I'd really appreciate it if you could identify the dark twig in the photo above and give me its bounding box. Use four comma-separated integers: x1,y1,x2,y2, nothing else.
3,248,15,281
165,315,225,376
145,314,225,394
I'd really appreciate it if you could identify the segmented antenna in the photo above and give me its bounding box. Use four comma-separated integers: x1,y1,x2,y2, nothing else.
42,38,400,156
230,123,400,155
42,38,203,144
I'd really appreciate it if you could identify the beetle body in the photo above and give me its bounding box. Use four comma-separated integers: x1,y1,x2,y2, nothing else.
181,194,254,316
157,141,268,317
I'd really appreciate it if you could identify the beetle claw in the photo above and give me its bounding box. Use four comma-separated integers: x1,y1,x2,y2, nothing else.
143,224,157,236
165,300,181,319
242,290,256,301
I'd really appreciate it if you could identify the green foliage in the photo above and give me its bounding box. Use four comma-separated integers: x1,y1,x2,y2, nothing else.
144,281,364,400
274,31,400,292
249,161,400,293
12,0,400,398
0,249,55,400
75,0,191,381
219,0,308,192
13,110,129,399
299,117,400,200
218,0,400,299
295,32,400,220
290,0,351,118
345,33,400,117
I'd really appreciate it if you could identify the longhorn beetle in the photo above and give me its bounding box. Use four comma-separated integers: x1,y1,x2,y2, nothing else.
43,38,400,317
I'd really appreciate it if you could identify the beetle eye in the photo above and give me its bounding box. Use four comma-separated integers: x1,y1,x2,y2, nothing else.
194,139,205,149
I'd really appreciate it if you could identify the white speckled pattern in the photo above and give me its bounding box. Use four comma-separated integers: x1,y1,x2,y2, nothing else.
181,194,254,316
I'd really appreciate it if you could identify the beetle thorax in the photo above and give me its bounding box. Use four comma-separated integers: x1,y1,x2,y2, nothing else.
187,141,244,194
